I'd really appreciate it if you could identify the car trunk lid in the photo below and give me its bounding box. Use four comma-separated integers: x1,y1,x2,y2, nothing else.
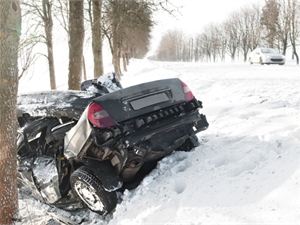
92,78,186,123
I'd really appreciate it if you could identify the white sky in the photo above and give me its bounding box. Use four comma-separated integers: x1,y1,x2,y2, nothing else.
159,0,264,32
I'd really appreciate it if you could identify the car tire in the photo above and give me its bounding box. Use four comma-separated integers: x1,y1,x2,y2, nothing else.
249,58,253,64
70,166,118,215
259,57,264,65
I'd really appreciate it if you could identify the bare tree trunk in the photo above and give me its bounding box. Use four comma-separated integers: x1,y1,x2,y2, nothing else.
68,0,84,90
292,44,299,65
82,55,87,80
92,0,104,78
288,0,300,65
126,52,130,65
113,51,122,79
122,52,127,72
43,0,56,90
0,1,21,224
112,27,122,79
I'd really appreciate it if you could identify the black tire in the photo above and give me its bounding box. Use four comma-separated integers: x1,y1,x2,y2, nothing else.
176,135,199,152
70,167,118,215
259,57,264,65
249,58,253,64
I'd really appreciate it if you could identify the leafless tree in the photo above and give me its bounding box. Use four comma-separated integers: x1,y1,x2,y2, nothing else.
53,0,69,34
17,8,44,80
261,0,300,56
119,0,153,70
0,0,21,224
193,35,202,62
103,0,176,78
247,3,262,51
103,0,152,78
42,0,56,89
218,25,228,62
182,37,193,62
288,0,300,64
21,0,57,89
276,0,291,54
105,0,123,77
87,0,104,78
198,31,212,62
156,30,173,61
68,0,84,90
237,5,262,62
237,11,249,62
223,12,240,62
206,23,223,62
18,34,41,80
261,0,280,48
156,29,185,61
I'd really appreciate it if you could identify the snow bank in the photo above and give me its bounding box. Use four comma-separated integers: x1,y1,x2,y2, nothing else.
18,59,300,224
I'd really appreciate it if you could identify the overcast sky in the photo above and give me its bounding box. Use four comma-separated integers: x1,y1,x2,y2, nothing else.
160,0,264,33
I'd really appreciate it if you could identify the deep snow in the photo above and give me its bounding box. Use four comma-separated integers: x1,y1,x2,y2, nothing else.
17,59,300,224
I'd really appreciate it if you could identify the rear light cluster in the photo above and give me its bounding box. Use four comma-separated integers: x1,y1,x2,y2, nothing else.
180,81,194,102
88,102,117,129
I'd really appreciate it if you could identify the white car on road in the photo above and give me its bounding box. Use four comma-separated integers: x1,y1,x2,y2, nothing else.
248,48,285,65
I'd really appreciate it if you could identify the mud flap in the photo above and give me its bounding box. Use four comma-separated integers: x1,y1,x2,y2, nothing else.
81,158,123,192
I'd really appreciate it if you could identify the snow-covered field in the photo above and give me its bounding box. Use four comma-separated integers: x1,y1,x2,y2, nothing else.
17,59,300,224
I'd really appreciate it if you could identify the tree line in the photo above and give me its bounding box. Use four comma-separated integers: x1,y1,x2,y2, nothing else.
19,0,176,90
154,0,300,64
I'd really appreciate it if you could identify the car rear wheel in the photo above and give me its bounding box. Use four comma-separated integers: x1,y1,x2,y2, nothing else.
70,167,118,215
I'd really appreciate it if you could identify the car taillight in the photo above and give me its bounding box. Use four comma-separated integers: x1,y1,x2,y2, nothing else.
87,102,117,129
181,81,194,102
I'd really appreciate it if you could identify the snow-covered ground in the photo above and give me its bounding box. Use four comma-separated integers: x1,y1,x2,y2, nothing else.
17,59,300,224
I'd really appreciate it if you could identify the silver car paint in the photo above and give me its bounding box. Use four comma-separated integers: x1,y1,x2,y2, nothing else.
64,107,93,159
